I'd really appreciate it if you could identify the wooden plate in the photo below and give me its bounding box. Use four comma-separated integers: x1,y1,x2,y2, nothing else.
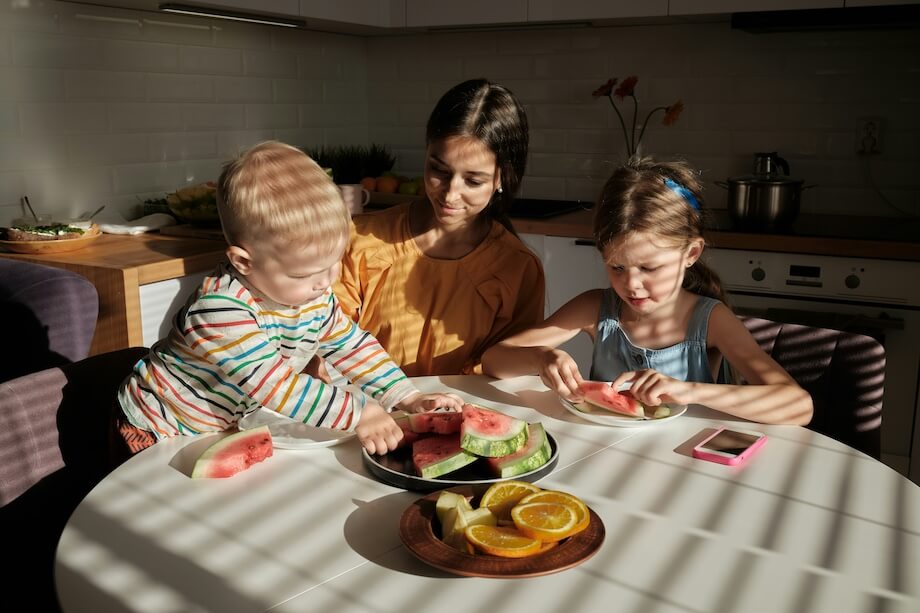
399,484,605,578
0,224,101,254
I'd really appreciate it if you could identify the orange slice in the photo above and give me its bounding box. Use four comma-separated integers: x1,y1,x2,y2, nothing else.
519,490,591,534
479,480,542,521
464,525,543,558
510,502,577,542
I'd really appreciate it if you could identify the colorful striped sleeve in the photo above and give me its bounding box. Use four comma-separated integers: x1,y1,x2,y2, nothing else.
180,289,363,431
318,295,418,409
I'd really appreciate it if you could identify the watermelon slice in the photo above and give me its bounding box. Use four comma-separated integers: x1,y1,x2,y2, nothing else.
191,426,274,478
460,404,528,458
392,412,424,449
485,423,552,478
579,381,645,418
407,411,462,434
412,434,478,479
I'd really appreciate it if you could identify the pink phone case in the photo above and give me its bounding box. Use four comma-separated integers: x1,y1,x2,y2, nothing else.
692,427,767,466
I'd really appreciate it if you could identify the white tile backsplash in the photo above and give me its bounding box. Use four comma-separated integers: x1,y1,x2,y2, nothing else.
0,2,917,225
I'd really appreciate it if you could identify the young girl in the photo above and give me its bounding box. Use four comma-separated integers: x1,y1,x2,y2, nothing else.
482,157,813,425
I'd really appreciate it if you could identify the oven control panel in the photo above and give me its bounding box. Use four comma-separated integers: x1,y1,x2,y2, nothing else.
703,248,920,307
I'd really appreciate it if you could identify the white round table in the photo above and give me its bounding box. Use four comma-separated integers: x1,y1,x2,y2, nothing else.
55,375,920,613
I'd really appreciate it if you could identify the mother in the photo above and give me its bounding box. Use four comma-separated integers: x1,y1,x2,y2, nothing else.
333,79,545,376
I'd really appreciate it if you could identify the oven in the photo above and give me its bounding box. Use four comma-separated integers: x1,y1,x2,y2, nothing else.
704,248,920,484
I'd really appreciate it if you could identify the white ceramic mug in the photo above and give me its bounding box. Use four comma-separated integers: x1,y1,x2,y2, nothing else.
339,184,370,215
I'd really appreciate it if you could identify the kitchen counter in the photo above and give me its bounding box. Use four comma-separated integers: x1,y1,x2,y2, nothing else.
513,208,920,262
0,233,226,354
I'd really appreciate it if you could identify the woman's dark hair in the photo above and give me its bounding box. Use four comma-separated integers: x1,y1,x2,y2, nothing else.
426,79,529,233
593,156,727,303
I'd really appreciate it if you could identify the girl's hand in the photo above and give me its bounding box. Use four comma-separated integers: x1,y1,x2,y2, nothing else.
355,402,403,455
611,369,696,407
536,347,585,401
396,392,465,414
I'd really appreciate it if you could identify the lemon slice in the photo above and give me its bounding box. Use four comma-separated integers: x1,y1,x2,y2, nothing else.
479,480,541,521
510,502,577,542
519,490,591,533
464,525,543,558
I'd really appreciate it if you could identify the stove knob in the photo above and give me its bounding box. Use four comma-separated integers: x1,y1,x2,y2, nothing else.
751,267,766,282
845,274,860,289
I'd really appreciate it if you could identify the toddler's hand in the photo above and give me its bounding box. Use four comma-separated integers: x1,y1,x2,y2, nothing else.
355,402,403,455
536,347,584,401
396,391,464,414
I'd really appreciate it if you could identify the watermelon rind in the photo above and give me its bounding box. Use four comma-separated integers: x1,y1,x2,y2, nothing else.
460,405,528,458
191,425,273,479
486,423,552,478
413,435,478,479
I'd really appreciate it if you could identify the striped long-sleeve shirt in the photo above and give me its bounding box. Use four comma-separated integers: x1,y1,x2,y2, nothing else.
118,262,418,439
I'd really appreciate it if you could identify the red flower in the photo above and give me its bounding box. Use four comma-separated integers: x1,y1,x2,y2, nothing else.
662,100,684,126
592,78,617,97
593,75,682,156
614,76,638,99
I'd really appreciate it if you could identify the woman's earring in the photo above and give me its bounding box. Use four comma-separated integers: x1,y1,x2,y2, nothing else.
497,186,503,194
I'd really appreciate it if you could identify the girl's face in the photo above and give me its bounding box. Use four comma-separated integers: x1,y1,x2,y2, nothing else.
228,237,346,307
423,135,501,228
602,232,703,317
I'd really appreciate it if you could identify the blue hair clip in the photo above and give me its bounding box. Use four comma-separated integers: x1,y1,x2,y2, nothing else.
664,177,700,211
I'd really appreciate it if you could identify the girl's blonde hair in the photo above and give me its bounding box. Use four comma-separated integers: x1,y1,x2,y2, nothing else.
217,140,349,251
593,156,727,303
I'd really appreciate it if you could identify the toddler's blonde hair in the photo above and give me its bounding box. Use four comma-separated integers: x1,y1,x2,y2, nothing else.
217,140,349,252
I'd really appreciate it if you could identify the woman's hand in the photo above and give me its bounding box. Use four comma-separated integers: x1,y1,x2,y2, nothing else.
355,402,403,455
611,369,696,407
396,392,465,414
535,347,585,401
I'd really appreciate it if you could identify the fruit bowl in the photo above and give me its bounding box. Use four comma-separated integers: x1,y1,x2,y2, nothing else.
166,183,220,226
399,485,605,578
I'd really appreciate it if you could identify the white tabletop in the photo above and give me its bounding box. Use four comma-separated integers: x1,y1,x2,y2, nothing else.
55,375,920,613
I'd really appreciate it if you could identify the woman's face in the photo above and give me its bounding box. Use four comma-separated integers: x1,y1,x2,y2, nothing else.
423,135,501,228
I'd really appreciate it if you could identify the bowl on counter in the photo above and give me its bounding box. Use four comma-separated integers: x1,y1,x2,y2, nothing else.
166,183,220,226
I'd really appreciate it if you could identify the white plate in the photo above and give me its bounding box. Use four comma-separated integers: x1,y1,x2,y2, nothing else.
238,408,356,449
559,396,687,428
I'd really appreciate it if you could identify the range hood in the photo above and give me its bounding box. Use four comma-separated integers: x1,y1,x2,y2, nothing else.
731,4,920,32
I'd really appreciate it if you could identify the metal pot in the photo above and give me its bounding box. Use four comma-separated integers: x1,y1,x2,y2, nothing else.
715,152,814,231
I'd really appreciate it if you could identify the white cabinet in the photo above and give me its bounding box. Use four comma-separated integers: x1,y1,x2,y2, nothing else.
521,233,607,376
669,1,842,15
300,0,406,28
405,0,527,27
197,0,301,17
139,272,208,347
528,0,667,21
844,0,918,5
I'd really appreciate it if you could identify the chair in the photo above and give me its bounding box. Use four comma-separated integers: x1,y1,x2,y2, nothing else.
0,347,148,613
741,316,885,458
0,259,99,383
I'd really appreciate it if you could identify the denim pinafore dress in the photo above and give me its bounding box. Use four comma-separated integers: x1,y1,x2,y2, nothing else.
589,289,720,384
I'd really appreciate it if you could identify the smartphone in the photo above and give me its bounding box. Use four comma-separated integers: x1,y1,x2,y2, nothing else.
692,427,767,466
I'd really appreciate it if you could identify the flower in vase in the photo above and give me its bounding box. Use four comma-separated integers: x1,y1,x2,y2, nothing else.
593,76,683,157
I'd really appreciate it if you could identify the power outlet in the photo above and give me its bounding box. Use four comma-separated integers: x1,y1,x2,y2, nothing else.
856,117,883,155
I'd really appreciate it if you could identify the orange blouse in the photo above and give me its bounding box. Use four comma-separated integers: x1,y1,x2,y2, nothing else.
334,203,546,376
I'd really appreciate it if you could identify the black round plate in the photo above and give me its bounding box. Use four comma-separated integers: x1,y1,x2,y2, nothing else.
362,432,560,492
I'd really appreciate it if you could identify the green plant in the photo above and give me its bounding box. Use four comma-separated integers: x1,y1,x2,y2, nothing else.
300,144,395,184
